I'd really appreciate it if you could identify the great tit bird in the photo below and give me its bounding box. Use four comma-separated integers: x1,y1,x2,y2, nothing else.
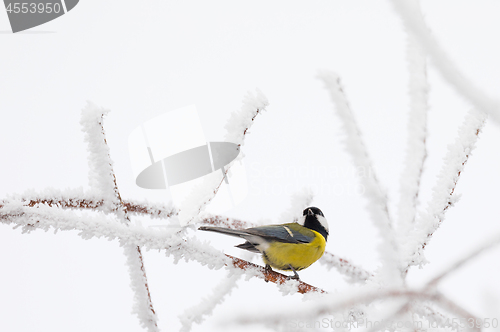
198,207,328,280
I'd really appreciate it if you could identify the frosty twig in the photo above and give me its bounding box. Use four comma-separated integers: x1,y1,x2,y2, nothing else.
81,102,159,332
179,271,242,332
0,190,176,220
425,234,500,289
398,0,429,233
319,71,400,280
318,252,372,284
228,255,325,294
177,89,269,225
388,0,500,124
402,109,487,272
0,204,327,295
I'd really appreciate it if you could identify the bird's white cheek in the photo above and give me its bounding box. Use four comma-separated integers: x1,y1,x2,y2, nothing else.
317,215,329,233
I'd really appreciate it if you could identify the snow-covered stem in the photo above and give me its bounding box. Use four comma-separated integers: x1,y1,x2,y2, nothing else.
402,109,487,271
0,192,176,220
414,304,458,331
379,232,499,330
198,214,257,229
178,89,269,225
318,71,401,281
123,244,159,332
80,102,122,214
425,233,500,289
0,204,324,295
224,88,269,147
228,255,324,294
388,0,500,124
233,289,432,325
233,289,478,329
179,269,243,332
1,195,367,285
398,0,429,234
433,292,481,332
367,301,459,332
319,252,372,284
80,102,159,331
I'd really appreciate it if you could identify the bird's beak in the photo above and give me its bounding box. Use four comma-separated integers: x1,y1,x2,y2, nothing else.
307,209,313,216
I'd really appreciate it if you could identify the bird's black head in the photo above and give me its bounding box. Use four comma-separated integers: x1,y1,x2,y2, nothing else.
300,207,329,241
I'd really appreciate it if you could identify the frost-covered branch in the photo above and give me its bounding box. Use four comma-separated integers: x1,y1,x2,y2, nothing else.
402,109,487,271
319,71,401,281
414,304,459,331
319,252,372,284
179,271,242,332
224,88,269,147
433,292,481,332
233,289,481,329
0,203,325,295
178,253,255,332
81,102,159,331
1,193,368,286
371,233,499,332
0,189,176,220
425,233,500,289
233,289,434,326
80,103,124,214
388,0,500,124
198,215,256,229
178,89,269,225
228,255,324,294
398,0,429,234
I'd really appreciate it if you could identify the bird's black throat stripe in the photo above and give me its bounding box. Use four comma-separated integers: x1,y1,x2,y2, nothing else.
304,215,328,241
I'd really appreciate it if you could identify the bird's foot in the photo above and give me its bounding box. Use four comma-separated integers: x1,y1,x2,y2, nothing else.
287,264,300,280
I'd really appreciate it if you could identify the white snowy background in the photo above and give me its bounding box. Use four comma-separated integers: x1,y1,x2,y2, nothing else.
1,1,500,331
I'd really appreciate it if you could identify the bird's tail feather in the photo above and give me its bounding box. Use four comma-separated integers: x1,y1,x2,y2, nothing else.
198,226,248,238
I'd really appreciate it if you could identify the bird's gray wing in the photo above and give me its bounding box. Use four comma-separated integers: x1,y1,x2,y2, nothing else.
243,224,314,244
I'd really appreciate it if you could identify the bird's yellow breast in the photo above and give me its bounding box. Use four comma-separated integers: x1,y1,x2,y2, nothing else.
262,230,326,271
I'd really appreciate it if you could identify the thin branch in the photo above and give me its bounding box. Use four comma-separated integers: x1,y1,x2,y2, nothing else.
177,89,269,225
178,253,255,332
425,234,500,289
402,109,487,272
414,303,455,331
434,292,481,332
228,255,325,294
233,289,481,329
198,215,256,229
0,194,176,220
233,289,435,326
179,271,241,332
388,0,500,124
81,102,159,331
0,206,325,295
1,196,368,287
319,71,401,280
318,252,372,284
366,233,500,332
398,0,429,233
